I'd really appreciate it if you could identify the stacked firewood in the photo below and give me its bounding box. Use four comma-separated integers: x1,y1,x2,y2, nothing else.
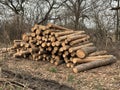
9,23,116,73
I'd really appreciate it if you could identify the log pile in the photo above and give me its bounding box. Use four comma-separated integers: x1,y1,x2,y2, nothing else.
7,23,116,73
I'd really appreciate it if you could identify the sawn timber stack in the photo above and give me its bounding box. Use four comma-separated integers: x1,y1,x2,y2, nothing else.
8,23,116,73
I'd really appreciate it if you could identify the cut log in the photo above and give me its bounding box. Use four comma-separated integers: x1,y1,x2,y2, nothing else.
29,47,39,53
22,33,31,42
73,56,116,73
70,35,90,46
89,50,107,56
76,46,97,58
57,32,85,41
67,34,87,42
38,25,48,30
47,23,73,31
54,60,64,66
31,24,39,32
69,43,93,53
55,31,74,37
72,55,115,64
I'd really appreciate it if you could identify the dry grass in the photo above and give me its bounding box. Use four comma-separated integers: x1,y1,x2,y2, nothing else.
1,57,119,90
0,43,120,90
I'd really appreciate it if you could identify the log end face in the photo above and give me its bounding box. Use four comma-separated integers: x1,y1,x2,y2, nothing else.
76,50,86,59
73,68,78,73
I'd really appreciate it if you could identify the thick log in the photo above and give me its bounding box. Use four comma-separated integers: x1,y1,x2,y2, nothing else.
70,35,90,46
73,56,116,73
69,43,93,53
89,50,107,56
76,46,97,58
72,55,115,64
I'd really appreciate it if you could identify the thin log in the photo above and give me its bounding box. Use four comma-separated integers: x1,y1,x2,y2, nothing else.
47,23,74,31
67,34,87,42
54,60,64,66
70,35,90,46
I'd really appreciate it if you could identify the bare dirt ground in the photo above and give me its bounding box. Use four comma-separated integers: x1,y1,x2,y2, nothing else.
0,43,120,90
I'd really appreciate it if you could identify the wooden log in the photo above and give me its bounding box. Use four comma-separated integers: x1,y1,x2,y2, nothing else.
13,42,21,49
36,29,41,35
50,59,55,64
89,50,107,56
13,53,21,58
76,46,97,58
50,36,56,42
41,42,47,47
54,31,74,37
22,33,31,42
73,56,116,73
66,63,73,68
54,60,64,66
19,50,30,55
55,41,61,46
38,25,48,30
69,35,90,46
29,47,39,53
13,40,22,43
72,55,115,64
47,23,74,31
31,24,39,32
69,43,93,53
31,33,36,37
36,35,41,40
57,31,85,41
67,34,87,42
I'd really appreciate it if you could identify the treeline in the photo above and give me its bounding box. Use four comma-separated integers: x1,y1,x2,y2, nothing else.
0,0,119,45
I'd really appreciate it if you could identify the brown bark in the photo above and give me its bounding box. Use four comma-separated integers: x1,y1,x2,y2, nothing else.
89,50,107,56
73,56,116,73
70,35,90,46
69,43,93,53
76,46,97,58
72,55,115,64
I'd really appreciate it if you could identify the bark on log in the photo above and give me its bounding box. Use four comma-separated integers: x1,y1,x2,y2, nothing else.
72,55,115,64
57,32,85,41
67,34,87,42
73,56,116,73
54,31,74,37
70,35,90,46
76,46,97,58
69,43,93,53
89,50,107,56
47,23,73,31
